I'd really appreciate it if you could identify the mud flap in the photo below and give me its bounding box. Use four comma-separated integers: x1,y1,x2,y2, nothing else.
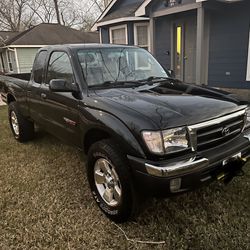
216,157,247,185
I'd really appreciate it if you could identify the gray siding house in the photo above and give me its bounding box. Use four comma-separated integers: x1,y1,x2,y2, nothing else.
0,23,99,74
92,0,250,99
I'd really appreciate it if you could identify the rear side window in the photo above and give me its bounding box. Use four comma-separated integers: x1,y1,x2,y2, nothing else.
46,51,74,85
33,50,47,84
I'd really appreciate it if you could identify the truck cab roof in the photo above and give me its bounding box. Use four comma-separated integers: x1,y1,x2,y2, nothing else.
41,43,137,51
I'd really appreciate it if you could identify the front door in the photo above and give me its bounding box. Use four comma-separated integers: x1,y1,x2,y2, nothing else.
173,16,197,83
39,51,82,147
27,50,48,123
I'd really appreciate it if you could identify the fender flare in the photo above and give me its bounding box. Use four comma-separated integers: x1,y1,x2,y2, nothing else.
6,92,17,104
80,108,146,159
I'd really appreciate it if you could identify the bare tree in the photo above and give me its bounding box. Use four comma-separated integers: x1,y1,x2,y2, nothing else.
0,0,112,32
0,0,31,31
92,0,112,12
27,0,57,23
53,0,61,24
28,0,94,28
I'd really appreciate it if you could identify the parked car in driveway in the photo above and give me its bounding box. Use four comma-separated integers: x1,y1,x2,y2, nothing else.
0,44,250,222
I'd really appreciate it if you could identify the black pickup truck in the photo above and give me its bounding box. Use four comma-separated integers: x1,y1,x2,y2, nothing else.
0,44,250,222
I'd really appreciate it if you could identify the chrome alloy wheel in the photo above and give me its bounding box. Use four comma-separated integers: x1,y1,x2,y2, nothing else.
94,158,122,207
11,111,19,136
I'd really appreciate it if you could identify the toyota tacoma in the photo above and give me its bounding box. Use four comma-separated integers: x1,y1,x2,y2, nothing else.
0,44,250,222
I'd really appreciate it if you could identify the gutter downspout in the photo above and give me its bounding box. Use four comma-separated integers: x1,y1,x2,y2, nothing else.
6,47,20,74
7,47,20,74
14,48,20,73
6,47,16,73
0,53,4,72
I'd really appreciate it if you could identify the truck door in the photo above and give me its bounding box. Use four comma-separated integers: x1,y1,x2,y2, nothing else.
39,50,82,147
27,50,48,123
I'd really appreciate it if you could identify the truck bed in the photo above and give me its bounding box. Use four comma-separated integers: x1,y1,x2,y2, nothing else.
5,73,31,81
0,73,31,103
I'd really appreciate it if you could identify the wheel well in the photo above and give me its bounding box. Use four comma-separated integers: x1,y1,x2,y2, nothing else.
84,129,111,154
7,94,16,104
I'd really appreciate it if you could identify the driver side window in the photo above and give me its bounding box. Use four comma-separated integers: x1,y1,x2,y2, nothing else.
47,51,74,85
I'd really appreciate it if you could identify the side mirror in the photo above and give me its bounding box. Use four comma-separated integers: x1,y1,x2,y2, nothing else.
49,79,77,92
167,69,175,78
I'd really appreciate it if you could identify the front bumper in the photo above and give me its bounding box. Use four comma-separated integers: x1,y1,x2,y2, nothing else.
128,132,250,196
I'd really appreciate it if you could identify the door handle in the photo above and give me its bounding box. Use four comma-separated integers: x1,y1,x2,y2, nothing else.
41,93,47,99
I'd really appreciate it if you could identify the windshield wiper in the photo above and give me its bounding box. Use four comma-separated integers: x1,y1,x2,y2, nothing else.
138,76,169,83
137,76,177,87
88,80,144,89
88,77,173,89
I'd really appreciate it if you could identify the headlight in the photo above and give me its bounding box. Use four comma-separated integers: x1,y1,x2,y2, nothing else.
245,107,250,130
162,127,189,153
142,127,189,155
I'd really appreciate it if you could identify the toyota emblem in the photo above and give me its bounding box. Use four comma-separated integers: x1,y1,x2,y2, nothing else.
222,127,230,137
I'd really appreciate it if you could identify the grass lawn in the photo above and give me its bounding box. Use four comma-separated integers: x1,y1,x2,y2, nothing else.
0,105,249,249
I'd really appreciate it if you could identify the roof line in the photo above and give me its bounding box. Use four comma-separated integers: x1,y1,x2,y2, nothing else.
91,0,153,31
1,23,94,47
135,0,152,16
134,0,206,17
92,16,149,31
2,45,46,48
4,26,36,46
91,0,118,30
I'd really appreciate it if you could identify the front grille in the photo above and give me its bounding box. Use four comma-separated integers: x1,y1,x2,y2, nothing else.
188,110,246,152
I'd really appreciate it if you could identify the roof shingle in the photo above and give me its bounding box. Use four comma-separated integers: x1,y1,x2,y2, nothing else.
99,0,144,23
1,23,99,46
0,31,20,46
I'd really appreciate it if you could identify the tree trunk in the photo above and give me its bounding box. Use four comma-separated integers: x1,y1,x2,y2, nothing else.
53,0,61,25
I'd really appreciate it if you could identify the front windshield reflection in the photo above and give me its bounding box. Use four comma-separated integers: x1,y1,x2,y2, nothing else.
77,47,168,87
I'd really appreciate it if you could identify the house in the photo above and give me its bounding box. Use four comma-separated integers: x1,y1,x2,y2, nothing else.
0,23,99,74
92,0,250,100
0,31,20,73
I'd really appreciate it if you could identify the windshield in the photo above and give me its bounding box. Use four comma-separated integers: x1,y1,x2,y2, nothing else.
77,47,168,87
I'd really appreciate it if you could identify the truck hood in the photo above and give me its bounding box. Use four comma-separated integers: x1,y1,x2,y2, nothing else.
93,81,245,129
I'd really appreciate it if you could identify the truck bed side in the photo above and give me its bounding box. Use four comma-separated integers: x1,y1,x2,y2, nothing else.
0,74,31,116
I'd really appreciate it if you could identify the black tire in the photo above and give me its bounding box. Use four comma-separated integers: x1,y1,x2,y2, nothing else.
87,139,139,223
8,102,35,142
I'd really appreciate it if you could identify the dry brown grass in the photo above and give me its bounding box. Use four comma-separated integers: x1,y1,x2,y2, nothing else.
0,106,249,249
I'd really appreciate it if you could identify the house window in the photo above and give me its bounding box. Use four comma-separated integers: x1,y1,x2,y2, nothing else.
134,23,150,51
110,25,128,45
247,29,250,81
7,50,13,72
